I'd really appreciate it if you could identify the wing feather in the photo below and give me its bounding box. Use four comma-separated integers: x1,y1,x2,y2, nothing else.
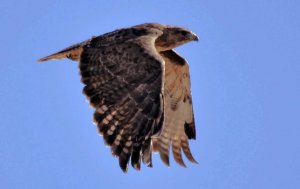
152,50,197,166
80,28,165,172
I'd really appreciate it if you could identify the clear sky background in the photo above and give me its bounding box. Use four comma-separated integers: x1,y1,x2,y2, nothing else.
0,0,299,188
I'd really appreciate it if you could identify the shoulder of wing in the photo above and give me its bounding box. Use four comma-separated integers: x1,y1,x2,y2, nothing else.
87,27,163,48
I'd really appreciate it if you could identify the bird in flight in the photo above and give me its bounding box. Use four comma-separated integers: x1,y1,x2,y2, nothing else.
38,23,198,172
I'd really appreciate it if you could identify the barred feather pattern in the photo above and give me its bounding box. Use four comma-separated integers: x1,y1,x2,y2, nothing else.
152,50,197,167
80,35,164,172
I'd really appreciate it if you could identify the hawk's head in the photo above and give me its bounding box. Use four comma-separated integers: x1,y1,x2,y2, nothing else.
134,23,198,51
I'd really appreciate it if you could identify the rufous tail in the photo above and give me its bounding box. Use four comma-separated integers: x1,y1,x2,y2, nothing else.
37,39,91,62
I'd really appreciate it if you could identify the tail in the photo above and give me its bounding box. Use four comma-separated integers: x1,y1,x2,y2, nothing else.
37,39,92,62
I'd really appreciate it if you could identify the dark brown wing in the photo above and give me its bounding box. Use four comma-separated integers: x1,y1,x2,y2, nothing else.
152,50,197,167
38,27,152,62
80,29,165,172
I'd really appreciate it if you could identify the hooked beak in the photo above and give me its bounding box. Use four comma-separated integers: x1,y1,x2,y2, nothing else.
192,33,199,41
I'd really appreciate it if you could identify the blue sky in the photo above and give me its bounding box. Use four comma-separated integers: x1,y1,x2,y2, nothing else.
1,0,299,188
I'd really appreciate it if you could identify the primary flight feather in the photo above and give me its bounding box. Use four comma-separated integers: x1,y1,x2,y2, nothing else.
38,23,198,172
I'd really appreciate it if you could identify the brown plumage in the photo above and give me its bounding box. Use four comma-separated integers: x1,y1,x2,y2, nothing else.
38,23,198,172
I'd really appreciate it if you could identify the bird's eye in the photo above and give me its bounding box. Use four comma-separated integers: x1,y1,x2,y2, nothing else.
180,31,188,36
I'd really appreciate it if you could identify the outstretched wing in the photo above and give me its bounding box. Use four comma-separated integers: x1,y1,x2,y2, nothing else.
80,28,165,172
152,50,197,167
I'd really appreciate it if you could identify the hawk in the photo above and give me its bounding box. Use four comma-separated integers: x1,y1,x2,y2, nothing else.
38,23,198,172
